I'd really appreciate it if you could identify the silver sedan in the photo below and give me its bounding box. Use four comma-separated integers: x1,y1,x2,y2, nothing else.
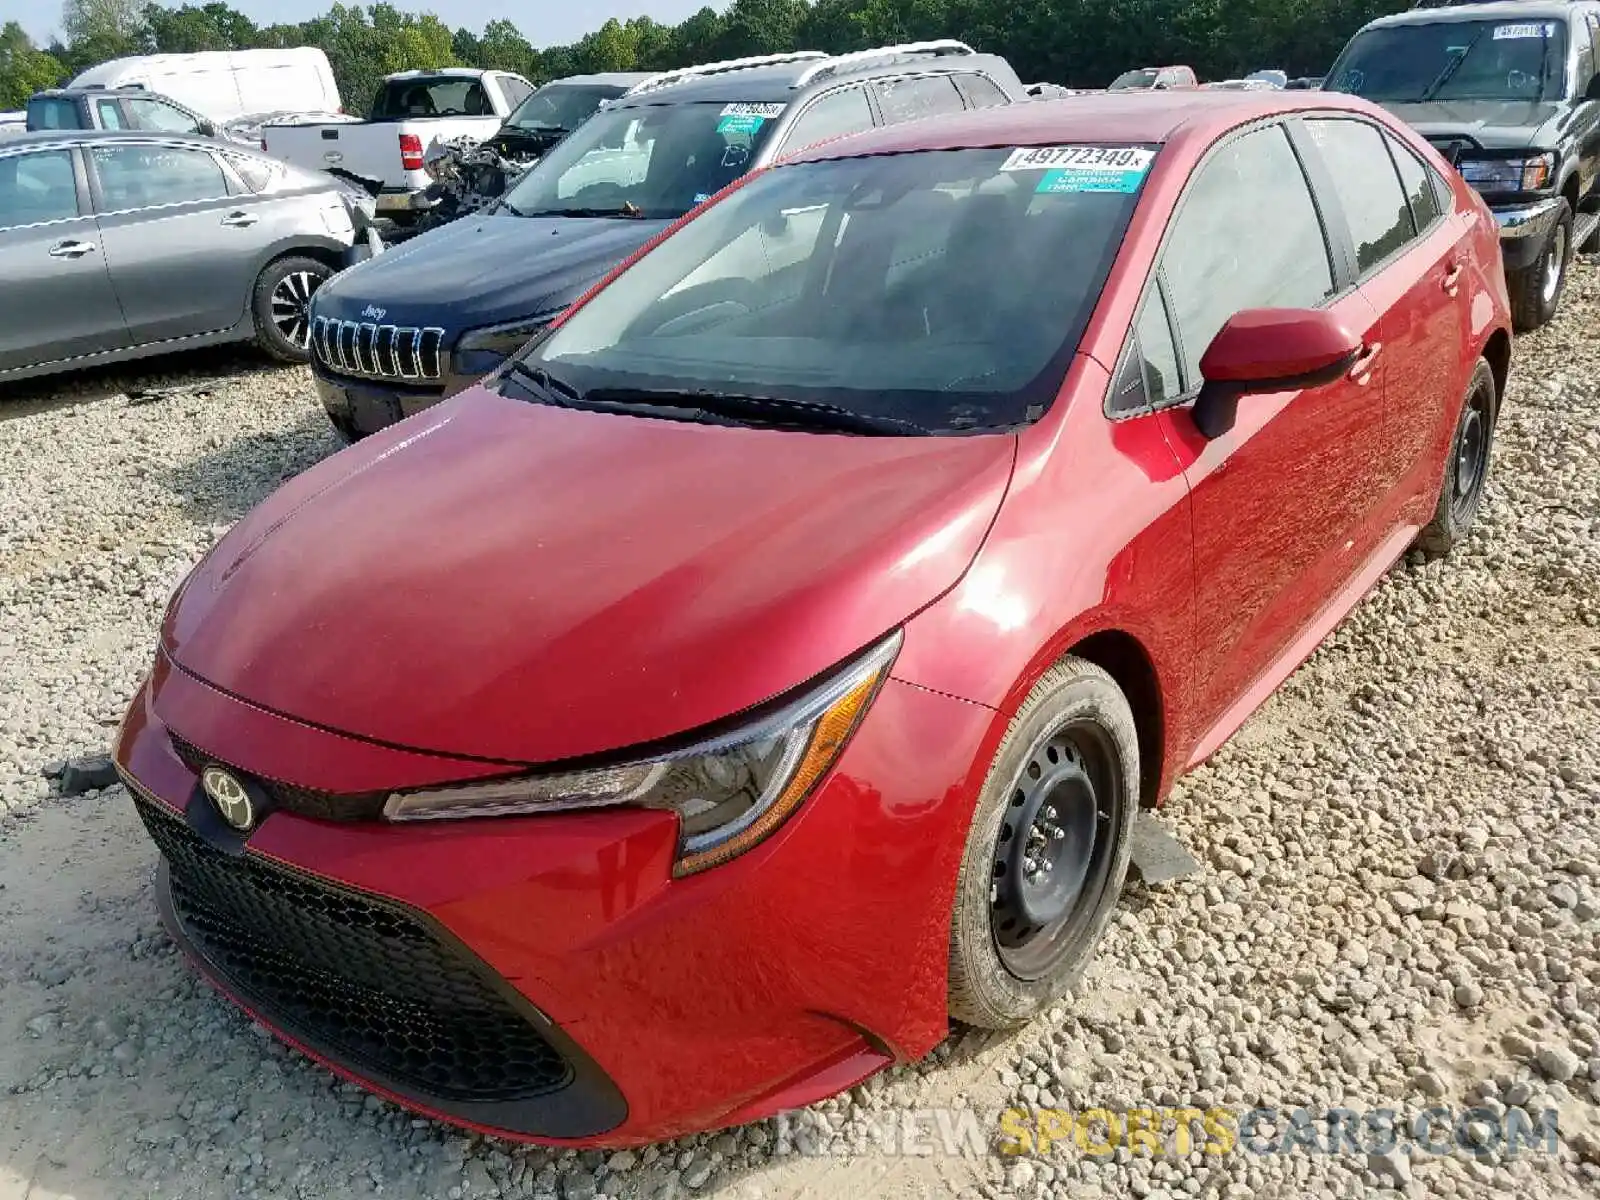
1,130,369,385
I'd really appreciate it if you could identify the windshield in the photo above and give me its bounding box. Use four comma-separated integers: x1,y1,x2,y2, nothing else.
500,100,783,220
1326,19,1568,103
515,146,1149,434
1109,69,1160,91
371,76,493,120
504,83,619,133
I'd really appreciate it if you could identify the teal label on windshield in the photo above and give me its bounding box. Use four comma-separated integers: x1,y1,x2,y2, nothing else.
1035,167,1146,194
717,114,767,135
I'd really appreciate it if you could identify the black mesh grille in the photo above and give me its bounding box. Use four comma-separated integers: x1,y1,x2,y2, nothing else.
168,733,387,822
134,796,573,1102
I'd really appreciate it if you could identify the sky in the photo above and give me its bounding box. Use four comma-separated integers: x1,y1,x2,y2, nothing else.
1,0,713,47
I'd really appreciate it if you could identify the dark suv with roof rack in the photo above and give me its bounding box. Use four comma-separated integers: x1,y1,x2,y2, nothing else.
306,41,1025,440
1325,0,1600,329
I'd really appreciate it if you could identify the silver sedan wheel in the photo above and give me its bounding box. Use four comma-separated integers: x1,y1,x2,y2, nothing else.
270,271,320,351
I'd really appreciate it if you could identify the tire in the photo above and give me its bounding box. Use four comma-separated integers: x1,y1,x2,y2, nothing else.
1416,358,1496,561
1507,199,1572,332
947,658,1139,1029
252,256,333,364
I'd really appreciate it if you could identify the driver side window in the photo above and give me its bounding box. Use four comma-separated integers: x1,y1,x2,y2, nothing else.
1160,124,1334,383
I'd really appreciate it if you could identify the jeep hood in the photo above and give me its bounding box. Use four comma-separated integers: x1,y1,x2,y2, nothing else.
316,211,670,332
164,388,1016,763
1380,99,1564,152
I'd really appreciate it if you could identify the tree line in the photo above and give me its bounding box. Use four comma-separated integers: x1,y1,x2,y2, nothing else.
4,0,1413,113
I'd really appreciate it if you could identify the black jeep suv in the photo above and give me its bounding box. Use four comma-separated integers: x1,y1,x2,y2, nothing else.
1326,0,1600,329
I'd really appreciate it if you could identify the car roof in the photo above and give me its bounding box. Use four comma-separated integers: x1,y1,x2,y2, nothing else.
544,73,654,89
1365,0,1579,27
0,129,234,152
613,52,1016,109
32,86,179,99
785,89,1399,163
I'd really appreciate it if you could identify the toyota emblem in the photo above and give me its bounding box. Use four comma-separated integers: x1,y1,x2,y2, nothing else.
201,766,255,832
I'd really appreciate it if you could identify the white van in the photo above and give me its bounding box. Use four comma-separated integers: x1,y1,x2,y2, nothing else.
68,48,341,123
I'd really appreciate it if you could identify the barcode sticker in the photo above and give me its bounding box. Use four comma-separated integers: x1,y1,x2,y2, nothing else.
1000,145,1156,174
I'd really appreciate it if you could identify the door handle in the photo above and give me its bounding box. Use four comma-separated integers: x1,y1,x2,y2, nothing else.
220,211,260,228
1442,261,1464,295
48,239,97,258
1348,341,1383,385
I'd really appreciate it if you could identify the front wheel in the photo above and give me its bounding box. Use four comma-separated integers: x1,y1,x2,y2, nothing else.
1507,199,1572,332
252,256,333,364
947,658,1138,1029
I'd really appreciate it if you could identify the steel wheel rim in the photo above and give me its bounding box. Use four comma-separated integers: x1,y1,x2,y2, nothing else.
1451,385,1491,524
271,271,321,350
1542,225,1566,304
989,719,1124,981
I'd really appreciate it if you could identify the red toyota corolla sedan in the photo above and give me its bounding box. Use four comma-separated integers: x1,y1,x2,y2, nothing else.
114,91,1511,1146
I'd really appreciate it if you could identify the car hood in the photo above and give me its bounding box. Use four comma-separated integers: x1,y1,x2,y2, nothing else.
317,211,670,332
1380,99,1564,151
164,388,1017,764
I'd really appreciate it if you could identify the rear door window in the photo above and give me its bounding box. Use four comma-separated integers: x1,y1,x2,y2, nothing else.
956,75,1010,108
1304,118,1416,273
1386,132,1444,234
93,144,229,209
873,75,965,125
781,86,874,155
96,99,128,130
0,150,82,229
1161,124,1335,381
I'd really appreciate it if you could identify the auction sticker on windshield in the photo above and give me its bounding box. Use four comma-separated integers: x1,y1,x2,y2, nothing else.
1001,146,1155,194
1493,22,1554,38
718,102,784,134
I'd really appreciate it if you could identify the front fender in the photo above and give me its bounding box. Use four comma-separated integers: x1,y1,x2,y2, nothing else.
893,360,1197,804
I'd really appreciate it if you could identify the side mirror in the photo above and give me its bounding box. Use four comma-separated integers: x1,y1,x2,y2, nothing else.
1192,307,1363,439
1585,74,1600,102
199,120,217,137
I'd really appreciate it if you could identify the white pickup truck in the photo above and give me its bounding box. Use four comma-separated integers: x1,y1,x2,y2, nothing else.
260,68,535,222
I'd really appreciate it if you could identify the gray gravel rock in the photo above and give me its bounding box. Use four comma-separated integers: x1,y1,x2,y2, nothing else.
4,268,1600,1200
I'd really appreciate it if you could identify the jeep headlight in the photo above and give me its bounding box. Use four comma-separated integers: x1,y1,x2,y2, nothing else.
456,314,561,361
1457,152,1554,194
383,633,900,876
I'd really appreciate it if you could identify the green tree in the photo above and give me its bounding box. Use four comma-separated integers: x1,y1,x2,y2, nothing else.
61,0,147,58
479,18,533,78
0,22,65,106
575,17,637,73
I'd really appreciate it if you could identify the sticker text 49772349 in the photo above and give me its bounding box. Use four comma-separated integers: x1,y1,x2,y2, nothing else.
1000,145,1156,174
1000,145,1156,195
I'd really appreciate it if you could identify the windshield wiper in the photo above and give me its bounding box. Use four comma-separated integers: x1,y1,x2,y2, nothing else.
580,387,928,436
502,361,584,407
1418,27,1490,102
514,203,647,219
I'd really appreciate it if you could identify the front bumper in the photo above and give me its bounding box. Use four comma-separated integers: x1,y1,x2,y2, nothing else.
113,649,994,1145
1492,197,1562,270
312,367,481,440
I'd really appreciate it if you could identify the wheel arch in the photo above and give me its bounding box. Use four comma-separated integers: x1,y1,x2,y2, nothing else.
1479,326,1511,420
1061,629,1166,809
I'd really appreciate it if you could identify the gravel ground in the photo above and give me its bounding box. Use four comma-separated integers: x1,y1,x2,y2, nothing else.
2,262,1599,1200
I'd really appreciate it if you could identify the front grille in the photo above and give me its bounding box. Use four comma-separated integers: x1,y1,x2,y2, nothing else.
313,316,446,382
134,795,573,1102
168,733,387,822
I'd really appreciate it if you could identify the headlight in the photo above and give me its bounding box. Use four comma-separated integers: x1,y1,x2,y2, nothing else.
1457,152,1554,193
455,314,560,360
384,632,901,876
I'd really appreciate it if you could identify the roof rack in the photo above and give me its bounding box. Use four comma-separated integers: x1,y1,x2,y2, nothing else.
792,40,976,88
624,51,829,98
